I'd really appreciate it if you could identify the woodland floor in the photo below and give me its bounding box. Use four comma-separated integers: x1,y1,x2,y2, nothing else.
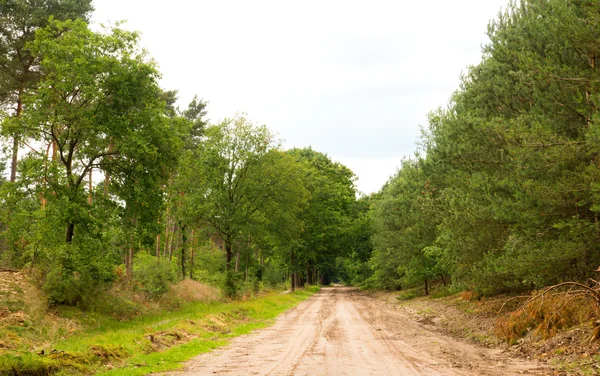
163,287,549,376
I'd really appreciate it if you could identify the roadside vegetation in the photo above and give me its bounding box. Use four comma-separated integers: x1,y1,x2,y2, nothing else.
0,271,319,375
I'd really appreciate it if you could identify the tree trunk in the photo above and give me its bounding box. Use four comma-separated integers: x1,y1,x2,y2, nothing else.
10,136,19,183
126,217,137,279
169,225,178,261
440,274,447,286
290,248,296,292
65,222,74,244
180,227,186,280
52,140,58,162
163,222,170,258
291,272,295,293
235,251,240,272
10,88,23,183
189,229,195,280
126,246,133,278
424,278,429,296
41,142,52,210
104,139,113,197
88,168,93,205
225,242,233,270
163,205,171,258
156,234,161,260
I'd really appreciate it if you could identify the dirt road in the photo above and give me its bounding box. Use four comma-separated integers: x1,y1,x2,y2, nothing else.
170,287,549,376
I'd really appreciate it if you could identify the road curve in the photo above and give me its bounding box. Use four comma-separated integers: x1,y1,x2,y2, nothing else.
167,287,548,376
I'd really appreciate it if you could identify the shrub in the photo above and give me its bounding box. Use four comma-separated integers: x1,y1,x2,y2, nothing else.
262,264,286,288
40,242,117,306
133,253,176,297
221,270,239,299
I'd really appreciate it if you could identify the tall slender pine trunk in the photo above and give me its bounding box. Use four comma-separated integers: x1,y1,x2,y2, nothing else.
10,87,23,183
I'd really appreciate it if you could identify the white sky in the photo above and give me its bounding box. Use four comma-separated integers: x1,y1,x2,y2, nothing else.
91,0,508,195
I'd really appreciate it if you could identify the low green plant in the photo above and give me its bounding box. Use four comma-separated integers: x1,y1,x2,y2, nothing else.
396,287,423,301
133,253,176,297
430,285,460,299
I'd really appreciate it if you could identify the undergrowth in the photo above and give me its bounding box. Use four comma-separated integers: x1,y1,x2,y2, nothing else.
495,289,597,344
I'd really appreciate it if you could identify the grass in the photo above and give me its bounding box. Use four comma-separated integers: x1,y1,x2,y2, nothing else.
550,355,600,376
396,287,423,301
0,286,319,375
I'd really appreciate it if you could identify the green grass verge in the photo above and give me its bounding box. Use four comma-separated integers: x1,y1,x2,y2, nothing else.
0,286,319,375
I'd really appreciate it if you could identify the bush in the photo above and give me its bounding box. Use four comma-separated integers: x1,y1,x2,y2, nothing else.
396,288,422,301
430,285,460,299
262,264,286,288
40,240,118,306
43,265,83,305
221,270,244,299
133,253,176,297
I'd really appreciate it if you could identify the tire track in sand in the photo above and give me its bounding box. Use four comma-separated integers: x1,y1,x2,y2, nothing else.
165,287,549,376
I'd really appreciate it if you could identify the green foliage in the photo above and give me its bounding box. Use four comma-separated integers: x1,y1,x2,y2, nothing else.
40,239,118,305
191,241,226,286
0,17,181,301
178,115,312,297
367,0,600,295
0,0,94,144
133,253,176,297
368,159,446,292
262,264,287,288
0,287,319,375
0,0,364,306
286,148,358,285
221,270,240,300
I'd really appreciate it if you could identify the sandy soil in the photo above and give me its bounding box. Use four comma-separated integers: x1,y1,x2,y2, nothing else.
167,287,551,376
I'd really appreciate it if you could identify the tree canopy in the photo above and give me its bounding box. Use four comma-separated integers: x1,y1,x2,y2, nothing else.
364,0,600,295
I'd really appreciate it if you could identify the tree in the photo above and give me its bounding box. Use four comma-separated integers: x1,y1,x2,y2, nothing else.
287,148,356,287
0,0,93,182
369,159,446,294
23,19,176,246
335,194,375,286
182,95,208,149
183,114,307,295
157,92,209,279
408,0,600,294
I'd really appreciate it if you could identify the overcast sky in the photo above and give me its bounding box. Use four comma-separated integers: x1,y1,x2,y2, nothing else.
91,0,508,194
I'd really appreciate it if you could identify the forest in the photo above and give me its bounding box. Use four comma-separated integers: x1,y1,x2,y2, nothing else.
1,0,599,307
